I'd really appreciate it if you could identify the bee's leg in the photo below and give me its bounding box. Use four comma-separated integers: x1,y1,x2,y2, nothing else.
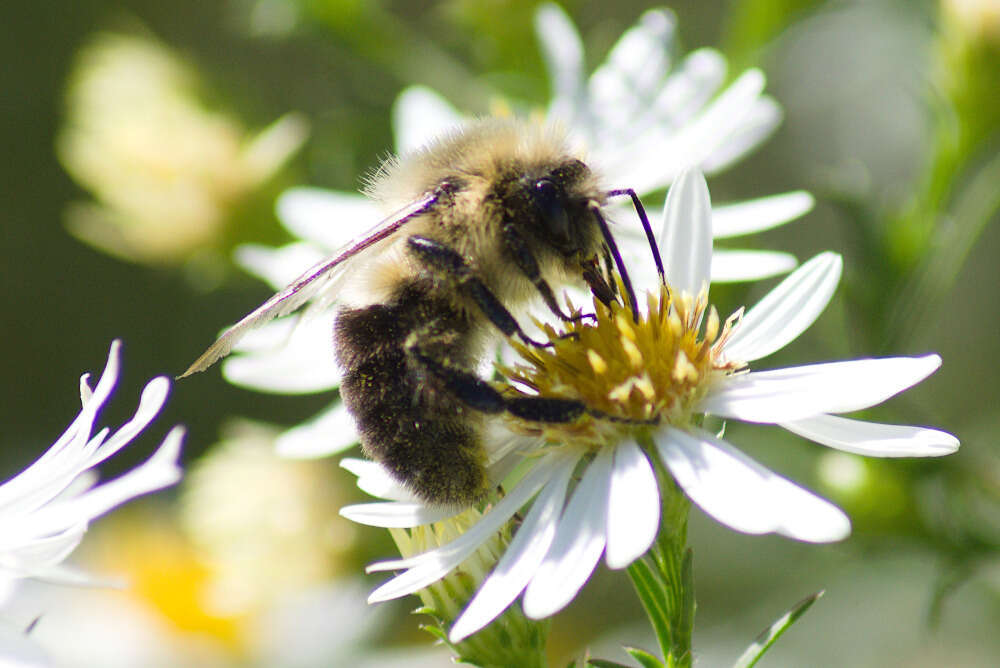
606,187,665,283
581,256,616,307
501,224,594,323
409,343,658,426
407,343,587,423
406,235,554,349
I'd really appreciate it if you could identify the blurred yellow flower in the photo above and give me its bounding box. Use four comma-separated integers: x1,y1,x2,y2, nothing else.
58,33,307,265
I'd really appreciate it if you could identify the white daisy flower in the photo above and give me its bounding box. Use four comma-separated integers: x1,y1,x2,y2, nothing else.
222,5,813,459
341,169,958,642
0,340,184,601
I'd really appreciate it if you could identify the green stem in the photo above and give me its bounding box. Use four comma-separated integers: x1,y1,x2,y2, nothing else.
627,435,695,668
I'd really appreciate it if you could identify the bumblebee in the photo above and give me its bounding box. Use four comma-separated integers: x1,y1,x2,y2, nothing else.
184,119,661,506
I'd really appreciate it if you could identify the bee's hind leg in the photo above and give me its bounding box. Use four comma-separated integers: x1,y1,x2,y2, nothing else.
406,342,586,424
406,235,556,349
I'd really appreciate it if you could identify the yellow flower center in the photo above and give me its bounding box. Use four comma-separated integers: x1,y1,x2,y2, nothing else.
499,281,744,447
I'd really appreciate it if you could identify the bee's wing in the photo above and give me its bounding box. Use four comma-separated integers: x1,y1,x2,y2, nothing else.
180,191,438,378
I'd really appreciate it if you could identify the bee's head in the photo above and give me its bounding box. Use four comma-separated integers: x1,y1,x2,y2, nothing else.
515,158,602,259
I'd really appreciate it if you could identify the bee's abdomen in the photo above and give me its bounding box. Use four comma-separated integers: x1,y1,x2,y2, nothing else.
334,282,488,506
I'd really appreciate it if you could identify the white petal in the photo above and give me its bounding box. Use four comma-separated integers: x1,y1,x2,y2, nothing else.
0,621,49,667
723,252,842,363
523,448,613,619
0,523,86,568
701,96,782,174
597,49,727,193
365,453,570,602
605,441,659,569
587,9,675,135
234,242,326,290
781,414,960,457
84,376,171,467
242,112,309,184
222,310,341,394
340,458,422,503
16,427,184,539
660,169,712,295
339,501,459,529
650,48,727,128
535,3,585,127
449,456,576,642
657,427,850,542
275,403,358,459
712,191,814,239
702,355,943,423
276,187,381,250
393,86,465,154
616,68,766,194
710,249,798,283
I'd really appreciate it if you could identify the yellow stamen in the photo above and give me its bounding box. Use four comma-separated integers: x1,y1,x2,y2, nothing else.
588,350,608,375
499,278,746,449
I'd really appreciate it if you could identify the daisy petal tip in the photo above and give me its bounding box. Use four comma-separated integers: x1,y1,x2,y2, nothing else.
780,502,851,544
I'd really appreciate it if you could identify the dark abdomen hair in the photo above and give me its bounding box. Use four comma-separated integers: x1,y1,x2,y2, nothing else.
334,280,488,505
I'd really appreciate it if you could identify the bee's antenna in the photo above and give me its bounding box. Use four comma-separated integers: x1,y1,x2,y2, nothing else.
589,202,639,322
607,188,665,284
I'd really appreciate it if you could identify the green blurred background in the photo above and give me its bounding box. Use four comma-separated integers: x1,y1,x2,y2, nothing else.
4,0,1000,665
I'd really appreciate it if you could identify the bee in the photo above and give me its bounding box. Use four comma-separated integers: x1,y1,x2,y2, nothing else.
183,119,662,506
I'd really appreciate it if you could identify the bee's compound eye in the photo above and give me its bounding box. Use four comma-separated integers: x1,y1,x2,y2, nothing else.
534,178,558,200
532,178,570,246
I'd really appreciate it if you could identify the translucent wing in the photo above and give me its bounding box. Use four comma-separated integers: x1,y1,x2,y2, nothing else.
180,192,438,377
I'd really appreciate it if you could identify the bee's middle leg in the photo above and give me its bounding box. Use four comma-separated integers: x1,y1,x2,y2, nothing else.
406,235,557,349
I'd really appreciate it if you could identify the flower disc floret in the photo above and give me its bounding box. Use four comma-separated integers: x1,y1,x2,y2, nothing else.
501,282,743,445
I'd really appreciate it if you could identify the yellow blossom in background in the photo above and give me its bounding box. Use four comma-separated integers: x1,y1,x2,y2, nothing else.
57,33,307,266
84,510,246,657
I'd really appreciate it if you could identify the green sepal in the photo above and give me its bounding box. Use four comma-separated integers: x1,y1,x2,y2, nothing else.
624,645,666,668
733,590,824,668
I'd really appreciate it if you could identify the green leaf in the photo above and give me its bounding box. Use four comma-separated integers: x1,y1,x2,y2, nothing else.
627,557,673,661
625,645,666,668
585,660,633,668
733,590,824,668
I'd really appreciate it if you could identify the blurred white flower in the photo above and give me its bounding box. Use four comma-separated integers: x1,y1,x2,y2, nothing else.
222,5,815,459
179,421,355,618
341,170,959,642
0,340,183,601
0,340,183,664
58,33,307,265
